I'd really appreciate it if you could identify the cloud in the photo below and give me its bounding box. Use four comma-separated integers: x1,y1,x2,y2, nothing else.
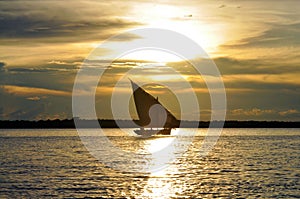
7,59,81,73
2,85,70,96
223,22,300,48
214,57,300,75
0,58,82,92
0,62,6,77
0,1,142,43
222,73,300,86
0,16,141,43
278,109,300,120
169,57,300,79
0,62,5,69
229,108,300,121
279,109,299,116
26,96,41,101
0,107,3,117
231,108,275,116
2,105,46,121
108,33,142,41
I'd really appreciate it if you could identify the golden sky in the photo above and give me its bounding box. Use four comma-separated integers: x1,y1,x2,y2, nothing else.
0,0,299,121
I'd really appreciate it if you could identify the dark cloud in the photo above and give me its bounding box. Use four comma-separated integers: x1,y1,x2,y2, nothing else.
223,22,300,48
8,60,81,73
227,83,300,106
0,15,142,43
0,62,6,75
0,107,3,118
168,57,300,76
0,61,78,92
108,33,142,41
0,86,72,120
8,68,61,73
0,62,5,69
0,1,143,44
0,55,87,92
0,87,46,120
0,62,7,85
5,105,44,120
225,80,300,93
214,57,300,75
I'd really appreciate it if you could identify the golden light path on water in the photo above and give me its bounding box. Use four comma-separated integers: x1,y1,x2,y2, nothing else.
139,138,178,198
134,129,200,198
99,128,201,197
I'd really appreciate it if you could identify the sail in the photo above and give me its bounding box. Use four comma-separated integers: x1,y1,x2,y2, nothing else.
130,79,179,128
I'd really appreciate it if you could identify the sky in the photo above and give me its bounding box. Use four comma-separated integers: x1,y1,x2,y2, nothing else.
0,0,299,121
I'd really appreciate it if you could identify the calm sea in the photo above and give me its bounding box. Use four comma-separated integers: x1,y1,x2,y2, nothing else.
0,128,299,198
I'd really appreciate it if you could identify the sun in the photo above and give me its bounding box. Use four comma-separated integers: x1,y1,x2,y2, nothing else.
130,4,224,55
91,4,225,63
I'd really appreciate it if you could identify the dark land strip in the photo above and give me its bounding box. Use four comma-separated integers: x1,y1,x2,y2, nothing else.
0,119,299,129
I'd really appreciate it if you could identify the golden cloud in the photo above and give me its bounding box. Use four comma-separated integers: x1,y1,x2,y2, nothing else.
231,108,275,116
279,109,299,116
2,85,70,96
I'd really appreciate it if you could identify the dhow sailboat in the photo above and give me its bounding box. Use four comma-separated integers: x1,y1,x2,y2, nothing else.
130,79,180,136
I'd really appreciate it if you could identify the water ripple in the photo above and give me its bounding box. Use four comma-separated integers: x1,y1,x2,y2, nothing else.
0,129,299,198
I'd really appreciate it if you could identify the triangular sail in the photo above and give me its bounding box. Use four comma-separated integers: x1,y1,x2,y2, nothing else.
130,79,179,128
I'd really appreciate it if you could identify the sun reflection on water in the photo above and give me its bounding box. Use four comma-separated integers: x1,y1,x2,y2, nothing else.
140,173,177,198
136,129,194,173
136,129,195,198
139,158,184,198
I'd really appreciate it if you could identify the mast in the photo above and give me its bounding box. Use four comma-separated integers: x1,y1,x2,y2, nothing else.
129,79,179,128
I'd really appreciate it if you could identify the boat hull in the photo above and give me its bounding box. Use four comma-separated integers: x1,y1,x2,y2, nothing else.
134,128,172,136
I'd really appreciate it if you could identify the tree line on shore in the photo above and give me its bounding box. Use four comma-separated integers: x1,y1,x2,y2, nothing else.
0,119,299,128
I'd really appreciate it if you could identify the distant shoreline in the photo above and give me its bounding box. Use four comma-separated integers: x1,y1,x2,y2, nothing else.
0,119,299,129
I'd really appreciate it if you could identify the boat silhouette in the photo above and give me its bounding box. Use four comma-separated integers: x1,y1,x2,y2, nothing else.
129,79,180,137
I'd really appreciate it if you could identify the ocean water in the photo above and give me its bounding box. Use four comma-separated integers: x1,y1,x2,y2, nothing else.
0,128,299,198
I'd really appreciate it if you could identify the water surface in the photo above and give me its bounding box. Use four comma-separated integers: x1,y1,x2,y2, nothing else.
0,128,299,198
